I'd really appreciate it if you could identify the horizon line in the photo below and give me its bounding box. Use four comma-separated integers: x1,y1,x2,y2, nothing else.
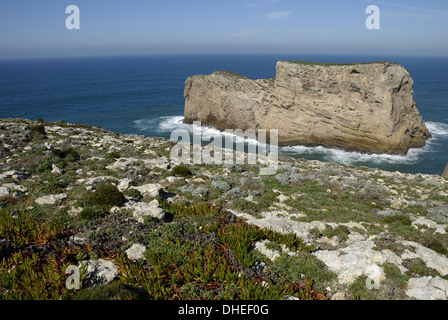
1,51,448,61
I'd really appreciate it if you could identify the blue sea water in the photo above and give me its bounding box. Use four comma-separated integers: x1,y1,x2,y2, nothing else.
0,54,447,175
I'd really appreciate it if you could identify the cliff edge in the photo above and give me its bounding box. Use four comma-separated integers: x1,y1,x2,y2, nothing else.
184,61,431,155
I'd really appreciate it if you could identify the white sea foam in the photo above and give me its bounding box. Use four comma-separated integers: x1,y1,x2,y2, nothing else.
134,116,187,133
157,116,267,150
425,121,448,137
133,118,159,131
137,116,439,167
281,140,433,166
199,124,264,148
157,116,187,132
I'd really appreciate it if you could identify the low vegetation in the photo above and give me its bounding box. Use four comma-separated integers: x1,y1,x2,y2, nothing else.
0,119,447,300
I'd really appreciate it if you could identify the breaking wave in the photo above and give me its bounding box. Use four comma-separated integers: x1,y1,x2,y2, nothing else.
425,121,448,137
280,142,432,166
135,116,443,167
157,116,267,150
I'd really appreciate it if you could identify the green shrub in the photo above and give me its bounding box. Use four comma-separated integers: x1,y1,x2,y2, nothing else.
52,147,80,162
233,199,257,211
39,174,69,195
122,188,143,201
320,225,351,241
105,151,121,160
406,258,438,277
383,215,412,226
348,275,379,300
269,254,336,291
79,206,105,221
172,165,192,177
71,280,146,300
37,158,52,173
425,239,448,255
86,184,126,210
29,124,46,140
383,262,409,288
0,194,19,205
232,191,277,212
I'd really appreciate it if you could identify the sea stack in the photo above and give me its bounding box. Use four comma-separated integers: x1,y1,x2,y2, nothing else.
184,61,431,155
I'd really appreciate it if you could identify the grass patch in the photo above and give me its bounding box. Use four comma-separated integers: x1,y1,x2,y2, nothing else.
424,239,448,255
403,204,428,215
383,262,409,288
71,280,146,300
79,206,106,221
52,147,80,162
383,215,412,226
268,253,336,292
312,225,351,241
29,124,46,140
348,275,381,300
284,181,378,223
172,165,193,177
122,188,143,201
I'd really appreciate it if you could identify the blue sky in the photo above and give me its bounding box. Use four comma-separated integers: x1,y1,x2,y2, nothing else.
0,0,447,58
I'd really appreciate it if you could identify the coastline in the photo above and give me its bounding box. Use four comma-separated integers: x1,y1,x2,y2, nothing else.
145,115,446,176
2,54,447,176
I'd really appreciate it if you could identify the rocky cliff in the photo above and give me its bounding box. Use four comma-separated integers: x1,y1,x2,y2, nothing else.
184,61,431,155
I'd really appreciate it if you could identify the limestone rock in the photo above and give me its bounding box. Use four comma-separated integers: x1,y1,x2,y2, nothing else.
211,180,231,191
443,163,448,178
35,193,67,205
51,164,63,175
313,239,390,286
126,243,147,261
0,170,30,180
184,61,431,155
400,240,448,276
254,240,281,261
81,176,118,186
126,199,165,223
117,178,132,191
79,259,119,287
277,194,290,203
0,186,10,197
1,183,27,193
406,276,448,300
131,183,162,198
230,209,341,243
331,292,348,300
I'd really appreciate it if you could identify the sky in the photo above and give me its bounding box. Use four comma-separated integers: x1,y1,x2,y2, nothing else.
0,0,447,59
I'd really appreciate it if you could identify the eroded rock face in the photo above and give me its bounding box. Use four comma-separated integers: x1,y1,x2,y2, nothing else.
184,61,431,155
442,163,448,178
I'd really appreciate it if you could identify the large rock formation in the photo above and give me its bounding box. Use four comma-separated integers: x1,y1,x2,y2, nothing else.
184,61,431,155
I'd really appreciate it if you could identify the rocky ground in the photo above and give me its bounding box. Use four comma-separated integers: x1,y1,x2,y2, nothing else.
0,118,447,300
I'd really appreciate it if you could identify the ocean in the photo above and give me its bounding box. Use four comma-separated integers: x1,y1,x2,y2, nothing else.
0,54,447,175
